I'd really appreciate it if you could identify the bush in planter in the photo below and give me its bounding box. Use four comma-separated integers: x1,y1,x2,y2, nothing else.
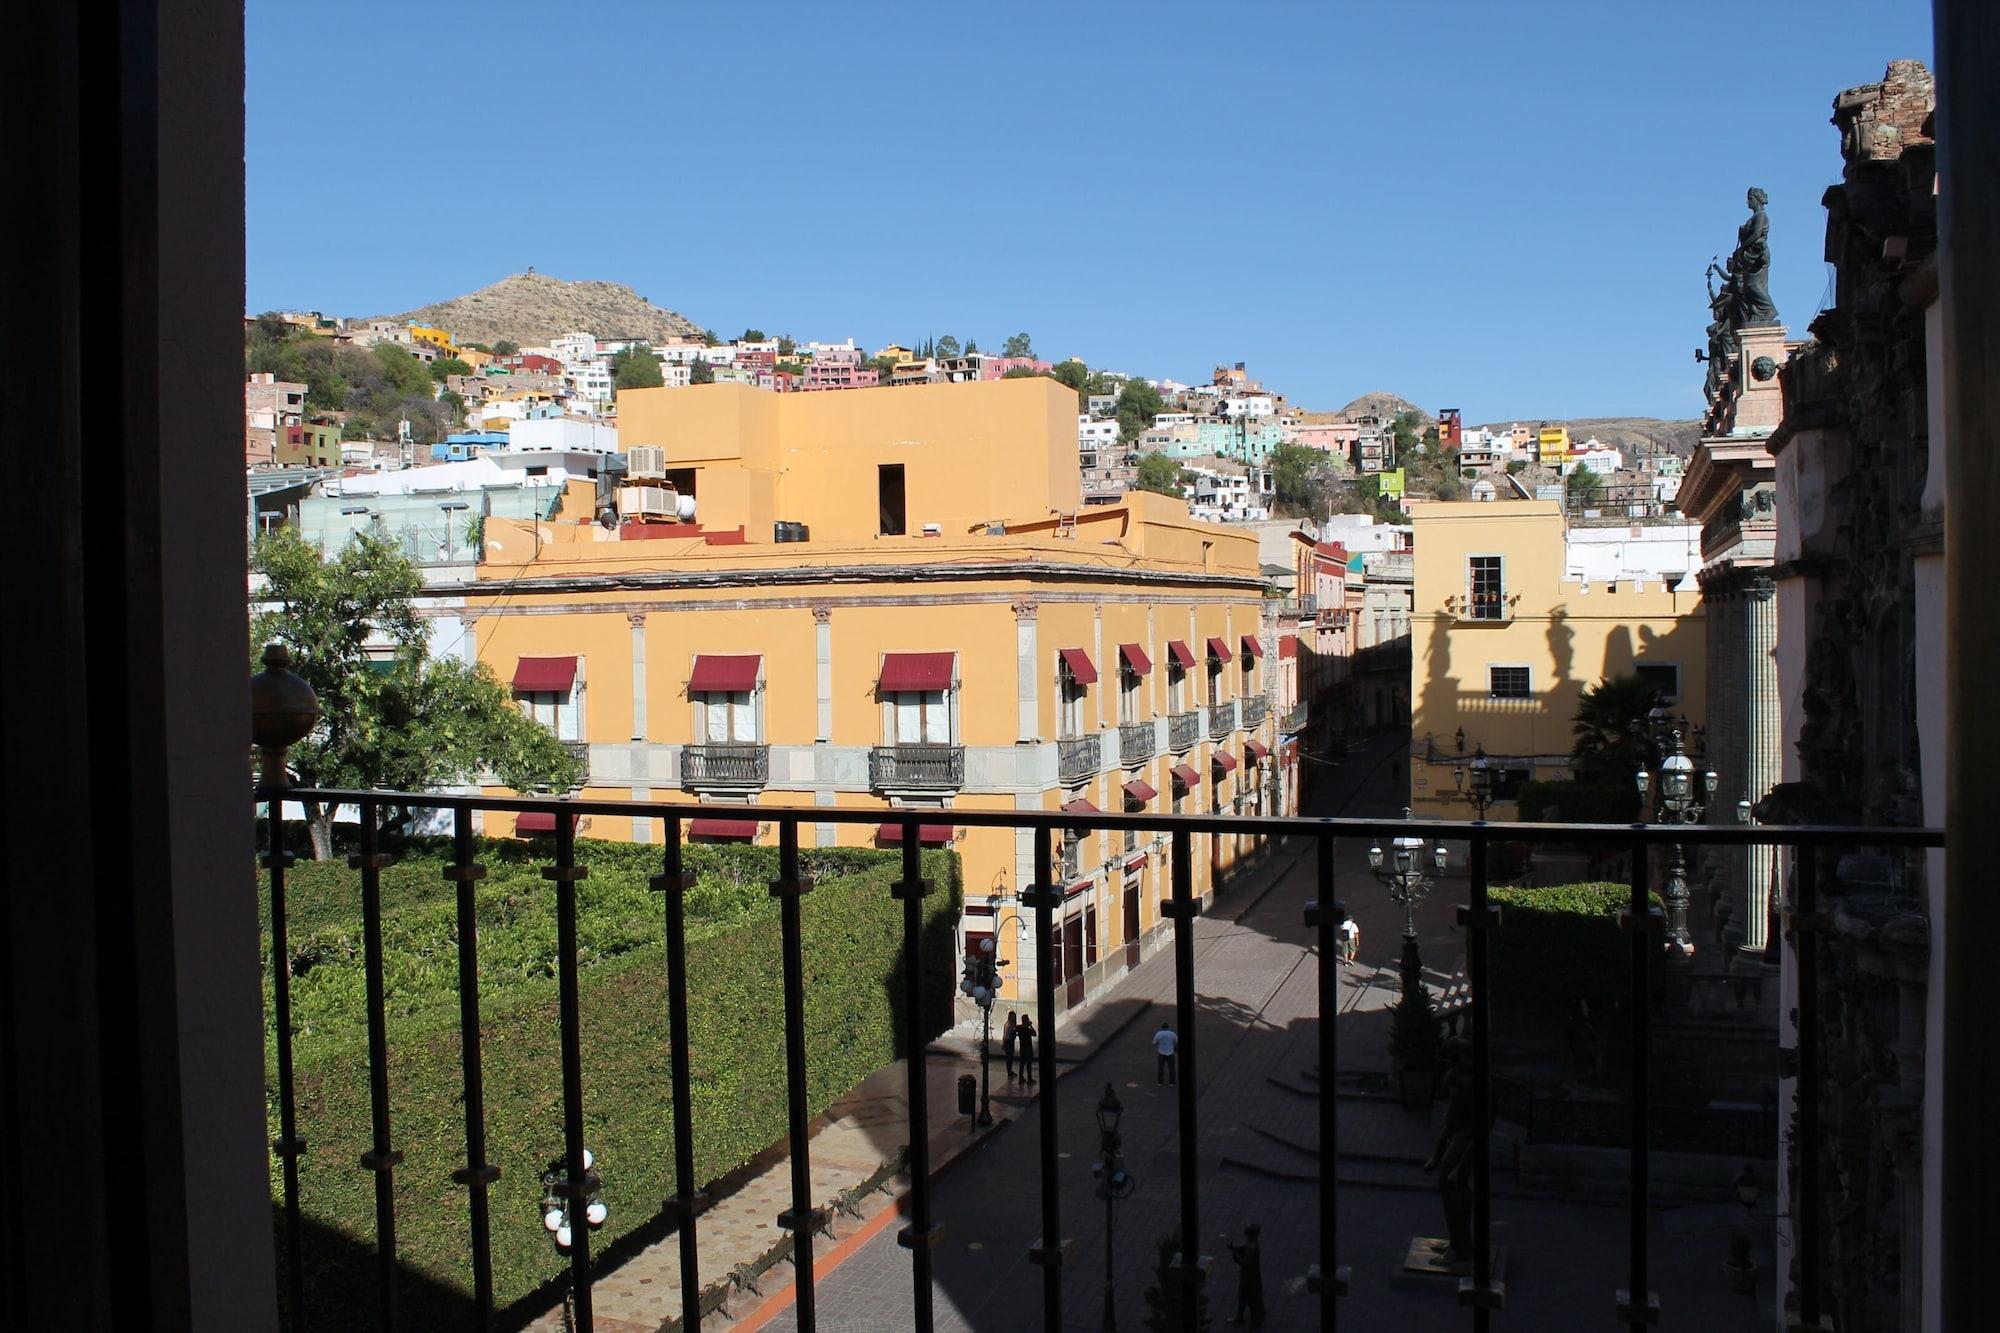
1389,983,1445,1070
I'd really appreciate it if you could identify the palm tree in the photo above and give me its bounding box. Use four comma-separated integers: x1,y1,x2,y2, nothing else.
1569,674,1666,818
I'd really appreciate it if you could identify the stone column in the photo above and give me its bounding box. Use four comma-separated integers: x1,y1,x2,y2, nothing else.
1014,601,1039,743
1741,578,1780,955
812,604,833,743
628,613,652,843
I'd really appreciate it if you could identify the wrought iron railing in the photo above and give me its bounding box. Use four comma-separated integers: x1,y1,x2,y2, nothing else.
679,742,769,789
1241,695,1268,729
1167,710,1201,752
561,740,590,774
1057,733,1102,784
1119,719,1156,766
1207,700,1236,740
1279,595,1317,617
256,784,1937,1333
1281,700,1308,732
867,743,965,791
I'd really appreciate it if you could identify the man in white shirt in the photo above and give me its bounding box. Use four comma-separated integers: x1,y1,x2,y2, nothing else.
1153,1021,1179,1084
1337,916,1360,965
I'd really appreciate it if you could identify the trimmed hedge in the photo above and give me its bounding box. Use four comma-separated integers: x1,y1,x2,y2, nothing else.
1487,882,1660,1015
266,836,960,1328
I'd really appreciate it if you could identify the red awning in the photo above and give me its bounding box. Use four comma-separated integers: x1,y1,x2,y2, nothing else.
1213,750,1239,774
512,655,577,692
1205,636,1232,662
1122,779,1158,805
1246,739,1269,760
1061,798,1100,816
877,822,954,845
1125,854,1148,871
514,810,575,835
1058,647,1098,685
1241,635,1263,659
687,817,758,840
688,654,761,693
1119,643,1152,675
1279,634,1298,660
879,651,956,692
1170,763,1201,788
1166,640,1196,670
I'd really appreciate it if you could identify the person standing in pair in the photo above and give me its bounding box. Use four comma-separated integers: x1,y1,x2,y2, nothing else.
1153,1020,1179,1085
1016,1016,1037,1083
1002,1011,1019,1081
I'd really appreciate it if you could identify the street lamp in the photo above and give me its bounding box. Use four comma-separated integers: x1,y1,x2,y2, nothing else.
959,936,1009,1127
1368,808,1449,994
1636,730,1718,956
1453,744,1495,820
1092,1083,1137,1330
539,1148,608,1331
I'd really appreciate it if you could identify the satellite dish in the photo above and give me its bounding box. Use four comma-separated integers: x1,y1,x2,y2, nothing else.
598,507,618,530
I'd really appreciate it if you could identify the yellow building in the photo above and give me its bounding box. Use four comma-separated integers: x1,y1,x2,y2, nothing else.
275,420,342,468
1407,501,1705,820
466,378,1287,1009
1536,424,1572,464
409,324,456,354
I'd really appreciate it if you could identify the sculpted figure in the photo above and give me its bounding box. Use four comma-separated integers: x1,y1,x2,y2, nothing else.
1731,188,1779,326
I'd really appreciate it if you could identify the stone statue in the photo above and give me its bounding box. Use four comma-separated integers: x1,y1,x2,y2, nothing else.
1731,188,1779,326
1422,1037,1477,1267
1703,259,1739,402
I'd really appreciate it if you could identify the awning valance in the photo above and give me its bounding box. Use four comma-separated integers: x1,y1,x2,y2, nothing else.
877,822,954,845
1170,763,1201,789
688,654,761,693
514,810,575,835
1241,635,1263,659
879,651,956,693
513,656,577,693
1118,643,1153,675
1246,739,1269,760
687,817,758,840
1212,750,1239,774
1122,779,1158,805
1166,640,1196,670
1205,636,1232,662
1058,647,1098,685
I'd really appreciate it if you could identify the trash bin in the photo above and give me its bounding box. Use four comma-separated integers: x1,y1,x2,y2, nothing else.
957,1073,977,1115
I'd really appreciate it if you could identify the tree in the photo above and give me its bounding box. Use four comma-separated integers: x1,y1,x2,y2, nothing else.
372,343,434,399
963,337,978,355
740,328,767,344
776,334,796,355
1051,358,1089,395
1569,674,1668,820
689,358,715,385
1135,452,1185,497
1267,443,1332,516
1566,465,1603,505
1003,331,1034,359
250,528,581,858
1391,409,1424,458
611,345,664,391
935,335,961,359
491,339,520,356
1115,378,1165,442
1001,366,1046,380
429,356,472,382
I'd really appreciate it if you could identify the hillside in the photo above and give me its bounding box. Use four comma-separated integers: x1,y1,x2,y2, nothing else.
1477,416,1701,459
374,272,706,348
1338,391,1430,424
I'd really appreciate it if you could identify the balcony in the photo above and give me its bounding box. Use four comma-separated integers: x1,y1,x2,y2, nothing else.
1279,594,1317,618
1118,719,1156,766
868,743,965,791
679,742,769,791
250,786,1940,1333
1057,733,1102,784
1167,709,1202,752
1241,695,1268,729
1281,700,1308,732
561,739,591,776
1207,699,1237,739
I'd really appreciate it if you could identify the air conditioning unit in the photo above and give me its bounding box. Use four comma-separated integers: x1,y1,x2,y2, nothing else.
627,446,666,479
618,486,674,518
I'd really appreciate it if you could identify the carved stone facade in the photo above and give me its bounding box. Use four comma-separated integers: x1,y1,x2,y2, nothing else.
1768,59,1936,1332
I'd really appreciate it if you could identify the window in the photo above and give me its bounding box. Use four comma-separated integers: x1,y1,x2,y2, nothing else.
698,690,758,742
1119,666,1141,723
1167,662,1186,711
889,690,951,744
1634,663,1680,702
1492,765,1532,802
518,690,580,741
1060,669,1087,737
1467,555,1505,619
1057,648,1095,738
1488,666,1532,699
878,463,906,536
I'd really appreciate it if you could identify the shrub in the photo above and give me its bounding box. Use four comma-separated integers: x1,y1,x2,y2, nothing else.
266,836,960,1326
1487,881,1658,1017
1389,983,1445,1069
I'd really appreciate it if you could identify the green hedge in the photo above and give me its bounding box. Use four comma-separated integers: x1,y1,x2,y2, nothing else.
267,836,961,1328
1488,881,1659,1015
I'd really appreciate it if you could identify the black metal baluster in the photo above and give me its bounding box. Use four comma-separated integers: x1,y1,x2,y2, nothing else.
1616,836,1657,1326
445,807,497,1330
651,816,706,1333
892,817,939,1330
545,810,594,1330
1022,824,1065,1325
1458,829,1503,1323
1792,843,1824,1329
265,799,307,1328
1303,835,1348,1325
352,800,403,1330
1166,827,1206,1332
771,819,823,1330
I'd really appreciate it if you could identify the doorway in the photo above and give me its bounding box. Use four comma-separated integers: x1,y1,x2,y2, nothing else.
878,464,906,536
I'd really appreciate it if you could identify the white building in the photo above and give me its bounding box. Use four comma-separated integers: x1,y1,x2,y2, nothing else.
1180,459,1271,524
1077,416,1118,461
1567,445,1624,476
1220,394,1276,420
551,332,598,365
509,416,618,454
1562,522,1701,587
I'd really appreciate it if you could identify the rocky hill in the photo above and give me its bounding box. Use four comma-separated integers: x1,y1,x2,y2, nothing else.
1477,416,1701,459
374,273,706,348
1337,391,1430,424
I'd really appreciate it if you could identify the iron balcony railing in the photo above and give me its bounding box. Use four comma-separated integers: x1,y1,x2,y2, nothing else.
1207,700,1236,740
1281,700,1308,732
561,740,590,774
1167,710,1201,752
1057,733,1102,784
868,743,965,791
257,784,1939,1333
1279,595,1317,617
1241,695,1268,730
679,742,770,790
1118,719,1156,766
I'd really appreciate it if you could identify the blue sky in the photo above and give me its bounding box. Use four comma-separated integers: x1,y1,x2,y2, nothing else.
247,1,1932,421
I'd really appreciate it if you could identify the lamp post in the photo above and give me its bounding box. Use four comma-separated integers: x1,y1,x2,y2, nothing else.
1092,1083,1137,1331
1453,744,1496,820
1636,730,1718,956
1368,808,1448,994
959,936,1008,1127
539,1148,608,1332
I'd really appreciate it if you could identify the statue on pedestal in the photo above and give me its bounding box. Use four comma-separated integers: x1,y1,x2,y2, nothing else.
1732,188,1779,326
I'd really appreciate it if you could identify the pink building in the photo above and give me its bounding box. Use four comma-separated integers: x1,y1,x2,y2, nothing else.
982,355,1054,379
802,348,881,391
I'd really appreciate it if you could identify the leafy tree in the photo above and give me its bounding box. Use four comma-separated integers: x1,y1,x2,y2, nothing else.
457,342,490,354
1135,452,1185,497
1003,331,1034,359
611,345,664,391
689,358,715,385
251,528,581,858
740,328,767,343
936,335,961,359
869,353,899,381
491,339,520,356
429,356,472,382
701,329,722,347
776,335,796,356
1391,409,1424,458
1115,378,1165,442
1569,674,1668,819
1566,465,1603,505
1506,458,1529,475
1001,366,1046,380
1050,359,1090,408
1267,443,1332,516
373,343,434,399
775,360,807,378
440,389,467,429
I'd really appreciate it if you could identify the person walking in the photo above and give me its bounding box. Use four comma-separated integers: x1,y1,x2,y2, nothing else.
1002,1011,1019,1081
1225,1222,1265,1327
1337,916,1360,966
1153,1020,1179,1085
1016,1016,1037,1084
